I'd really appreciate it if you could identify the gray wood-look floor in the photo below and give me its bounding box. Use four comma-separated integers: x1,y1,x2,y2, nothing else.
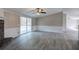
3,31,79,50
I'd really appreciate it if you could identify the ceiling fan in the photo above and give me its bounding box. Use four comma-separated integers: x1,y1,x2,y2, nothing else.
27,8,47,15
34,8,46,14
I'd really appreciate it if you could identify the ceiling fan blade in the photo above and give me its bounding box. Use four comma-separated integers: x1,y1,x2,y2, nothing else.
25,8,47,15
41,12,46,14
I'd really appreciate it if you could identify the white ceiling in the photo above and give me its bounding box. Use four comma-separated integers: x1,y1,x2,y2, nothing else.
4,8,79,18
63,8,79,17
4,8,62,18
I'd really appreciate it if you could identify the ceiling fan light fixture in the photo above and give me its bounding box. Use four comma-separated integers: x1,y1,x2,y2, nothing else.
34,8,47,15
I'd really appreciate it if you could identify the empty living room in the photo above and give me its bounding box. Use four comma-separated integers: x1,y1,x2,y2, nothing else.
0,8,78,50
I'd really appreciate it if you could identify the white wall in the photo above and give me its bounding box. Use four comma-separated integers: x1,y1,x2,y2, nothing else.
0,8,4,17
66,16,78,31
4,9,37,38
4,27,20,38
4,10,20,38
0,9,19,38
66,16,78,40
31,18,38,31
36,12,64,33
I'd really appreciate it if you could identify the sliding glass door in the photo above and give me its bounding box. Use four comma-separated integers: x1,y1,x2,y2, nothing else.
20,17,32,34
26,18,32,32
